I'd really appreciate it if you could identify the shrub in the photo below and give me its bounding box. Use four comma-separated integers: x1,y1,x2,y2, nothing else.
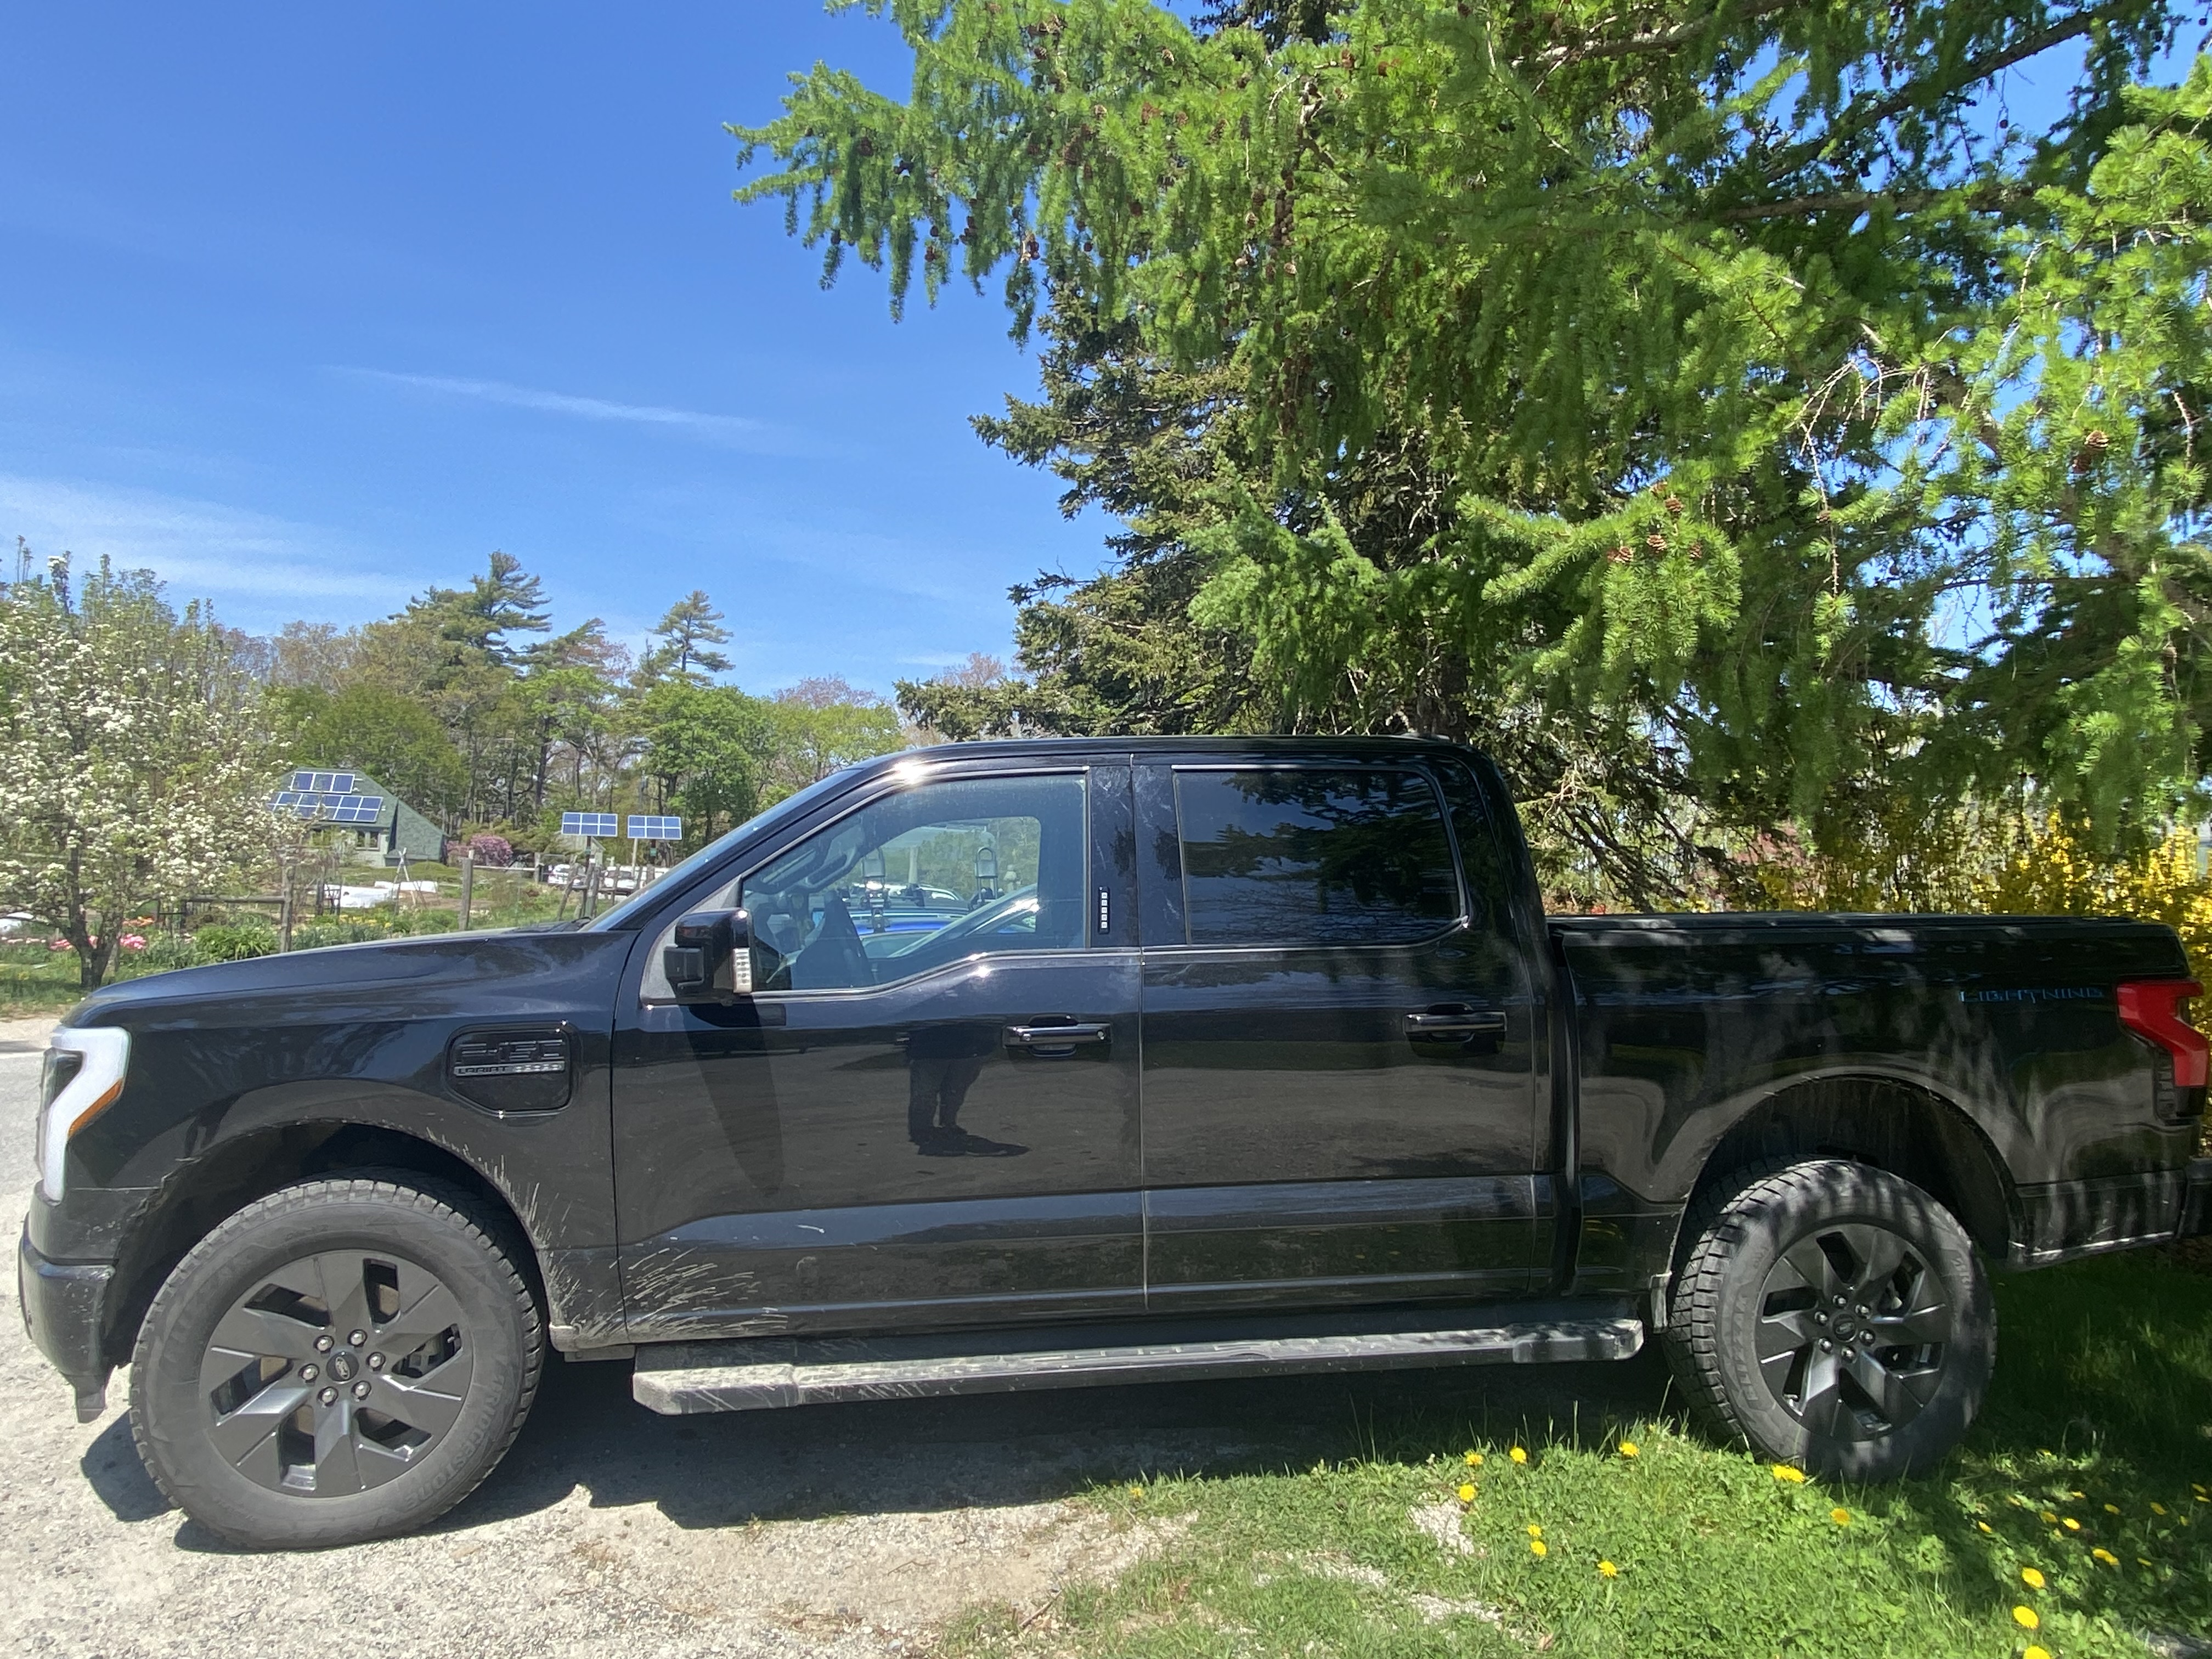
193,923,278,962
127,935,204,973
1977,817,2212,972
290,922,391,951
466,833,515,868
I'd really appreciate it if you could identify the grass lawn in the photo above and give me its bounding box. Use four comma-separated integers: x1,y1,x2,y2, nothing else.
0,953,89,1020
955,1254,2212,1658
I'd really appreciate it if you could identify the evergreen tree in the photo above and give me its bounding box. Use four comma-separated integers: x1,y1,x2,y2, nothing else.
732,0,2212,864
641,589,735,684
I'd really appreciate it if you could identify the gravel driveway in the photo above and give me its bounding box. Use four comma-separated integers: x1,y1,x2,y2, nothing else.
0,1036,1669,1657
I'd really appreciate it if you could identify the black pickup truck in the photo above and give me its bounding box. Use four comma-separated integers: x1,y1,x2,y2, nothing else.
19,737,2212,1548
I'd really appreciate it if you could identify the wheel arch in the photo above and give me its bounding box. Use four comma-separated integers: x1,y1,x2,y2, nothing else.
101,1121,543,1370
1674,1073,2017,1271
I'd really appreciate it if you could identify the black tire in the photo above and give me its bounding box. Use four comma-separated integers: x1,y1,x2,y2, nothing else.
1661,1157,1993,1482
129,1173,543,1549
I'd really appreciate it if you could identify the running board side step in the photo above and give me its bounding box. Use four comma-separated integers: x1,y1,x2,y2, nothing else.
630,1303,1645,1415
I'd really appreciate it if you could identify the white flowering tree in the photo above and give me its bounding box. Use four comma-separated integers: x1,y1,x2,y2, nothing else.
0,554,280,989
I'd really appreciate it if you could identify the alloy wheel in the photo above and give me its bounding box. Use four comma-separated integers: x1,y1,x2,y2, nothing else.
198,1249,475,1496
1753,1221,1953,1441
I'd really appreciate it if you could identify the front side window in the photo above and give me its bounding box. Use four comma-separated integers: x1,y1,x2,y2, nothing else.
739,772,1087,991
1175,768,1460,946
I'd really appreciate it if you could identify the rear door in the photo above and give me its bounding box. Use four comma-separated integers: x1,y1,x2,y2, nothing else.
611,759,1144,1339
1135,754,1545,1311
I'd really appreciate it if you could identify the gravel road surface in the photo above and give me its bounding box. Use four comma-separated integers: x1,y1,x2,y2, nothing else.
0,1036,1669,1657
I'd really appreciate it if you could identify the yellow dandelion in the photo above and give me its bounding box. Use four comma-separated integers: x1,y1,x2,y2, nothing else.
1128,1485,1144,1499
2012,1605,2040,1630
2021,1567,2045,1590
2039,1510,2058,1525
2062,1517,2081,1532
2025,1647,2051,1659
1530,1539,1547,1558
1618,1441,1639,1459
1457,1483,1476,1504
1830,1508,1849,1526
2092,1548,2119,1566
2152,1502,2168,1515
2068,1489,2085,1500
1527,1523,1543,1539
1772,1464,1807,1483
1598,1561,1618,1578
1464,1451,1483,1468
2104,1503,2121,1516
1509,1447,1528,1465
1977,1522,1995,1535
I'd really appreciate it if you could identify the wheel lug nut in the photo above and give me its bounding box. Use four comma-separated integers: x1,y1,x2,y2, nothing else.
1855,1305,1869,1317
319,1386,338,1406
1813,1312,1826,1324
1819,1340,1833,1352
314,1334,334,1353
366,1352,386,1372
300,1364,319,1383
347,1329,368,1348
352,1380,371,1400
1833,1295,1847,1307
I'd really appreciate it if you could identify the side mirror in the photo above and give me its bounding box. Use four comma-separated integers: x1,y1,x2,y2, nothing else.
664,908,755,1003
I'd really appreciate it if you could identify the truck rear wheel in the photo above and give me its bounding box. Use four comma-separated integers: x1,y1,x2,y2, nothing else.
1662,1157,1993,1482
128,1174,543,1549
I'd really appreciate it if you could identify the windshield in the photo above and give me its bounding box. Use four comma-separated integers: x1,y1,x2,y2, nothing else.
584,765,872,931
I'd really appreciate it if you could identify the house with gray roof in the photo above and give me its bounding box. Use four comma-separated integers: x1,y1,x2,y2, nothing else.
273,770,445,866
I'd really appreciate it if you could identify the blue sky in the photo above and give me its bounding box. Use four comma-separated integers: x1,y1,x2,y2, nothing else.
0,3,1107,696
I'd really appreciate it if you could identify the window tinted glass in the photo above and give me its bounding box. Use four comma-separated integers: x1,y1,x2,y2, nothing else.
1175,769,1459,946
738,773,1086,991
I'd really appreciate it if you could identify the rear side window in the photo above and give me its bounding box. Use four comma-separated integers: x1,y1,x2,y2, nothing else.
1173,768,1461,946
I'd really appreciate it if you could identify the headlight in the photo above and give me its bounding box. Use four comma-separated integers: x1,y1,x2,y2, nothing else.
35,1028,131,1201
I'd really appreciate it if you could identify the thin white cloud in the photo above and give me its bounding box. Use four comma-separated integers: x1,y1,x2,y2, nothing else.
0,473,411,615
336,368,815,453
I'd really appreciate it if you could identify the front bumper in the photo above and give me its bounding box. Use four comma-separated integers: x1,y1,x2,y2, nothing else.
2184,1157,2212,1239
16,1228,113,1422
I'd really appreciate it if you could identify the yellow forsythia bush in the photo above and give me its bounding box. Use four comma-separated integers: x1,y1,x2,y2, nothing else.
1976,818,2212,977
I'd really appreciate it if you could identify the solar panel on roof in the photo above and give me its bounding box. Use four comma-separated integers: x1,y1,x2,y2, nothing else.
268,784,389,823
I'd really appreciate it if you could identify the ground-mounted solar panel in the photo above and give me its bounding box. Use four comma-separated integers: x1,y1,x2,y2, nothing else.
561,812,619,838
627,815,682,841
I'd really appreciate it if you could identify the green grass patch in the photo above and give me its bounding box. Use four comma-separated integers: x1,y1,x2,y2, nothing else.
953,1256,2212,1657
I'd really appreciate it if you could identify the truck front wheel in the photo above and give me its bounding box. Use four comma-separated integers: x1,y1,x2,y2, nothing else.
128,1174,544,1549
1662,1158,1993,1482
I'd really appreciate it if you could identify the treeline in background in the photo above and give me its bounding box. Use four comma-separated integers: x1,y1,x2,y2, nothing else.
0,542,1005,993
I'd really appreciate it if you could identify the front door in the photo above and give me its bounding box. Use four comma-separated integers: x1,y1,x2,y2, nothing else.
612,763,1143,1339
1135,757,1545,1311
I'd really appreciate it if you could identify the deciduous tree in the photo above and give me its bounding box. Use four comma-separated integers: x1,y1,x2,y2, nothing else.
0,555,280,988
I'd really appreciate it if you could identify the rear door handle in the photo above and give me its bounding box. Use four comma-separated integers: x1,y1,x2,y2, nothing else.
1404,1010,1507,1037
1005,1021,1111,1053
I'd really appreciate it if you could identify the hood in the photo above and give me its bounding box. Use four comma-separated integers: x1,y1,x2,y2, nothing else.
63,928,607,1028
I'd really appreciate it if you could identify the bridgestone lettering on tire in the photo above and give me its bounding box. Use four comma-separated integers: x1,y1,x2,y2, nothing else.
129,1175,543,1549
1661,1157,1994,1482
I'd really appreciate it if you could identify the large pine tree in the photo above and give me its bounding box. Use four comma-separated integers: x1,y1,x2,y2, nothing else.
735,0,2212,894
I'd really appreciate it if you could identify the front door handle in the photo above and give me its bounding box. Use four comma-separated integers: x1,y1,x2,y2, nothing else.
1404,1009,1507,1039
1005,1020,1111,1054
